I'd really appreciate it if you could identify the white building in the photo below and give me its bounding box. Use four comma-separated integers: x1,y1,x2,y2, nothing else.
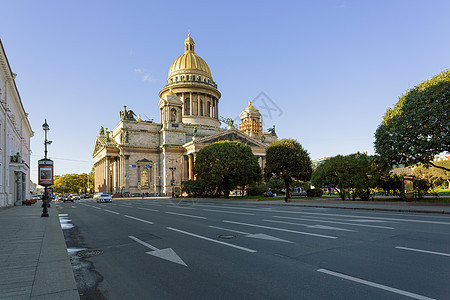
0,40,33,207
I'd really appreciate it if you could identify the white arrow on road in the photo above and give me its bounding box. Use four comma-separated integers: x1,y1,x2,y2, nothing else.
128,235,187,267
208,225,294,243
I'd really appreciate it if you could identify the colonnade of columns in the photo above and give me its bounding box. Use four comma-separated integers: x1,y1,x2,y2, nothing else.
180,92,218,119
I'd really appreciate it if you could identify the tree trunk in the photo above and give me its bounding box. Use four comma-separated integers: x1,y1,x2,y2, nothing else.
284,179,290,202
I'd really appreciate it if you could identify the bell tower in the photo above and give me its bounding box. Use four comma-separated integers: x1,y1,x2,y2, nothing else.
239,98,262,138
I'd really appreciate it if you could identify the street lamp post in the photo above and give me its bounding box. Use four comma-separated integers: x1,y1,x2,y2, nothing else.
169,160,176,198
38,119,53,217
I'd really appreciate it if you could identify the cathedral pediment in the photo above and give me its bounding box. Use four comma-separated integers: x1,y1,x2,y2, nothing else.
192,128,266,148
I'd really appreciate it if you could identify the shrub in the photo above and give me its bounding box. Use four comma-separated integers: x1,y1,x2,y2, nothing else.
307,189,323,197
247,184,267,196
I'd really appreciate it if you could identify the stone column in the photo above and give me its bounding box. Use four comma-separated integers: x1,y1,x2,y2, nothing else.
215,99,219,119
190,92,193,116
22,173,26,202
16,172,22,205
188,155,193,180
106,157,110,193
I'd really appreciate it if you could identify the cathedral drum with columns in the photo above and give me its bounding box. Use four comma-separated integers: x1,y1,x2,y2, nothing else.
92,34,277,196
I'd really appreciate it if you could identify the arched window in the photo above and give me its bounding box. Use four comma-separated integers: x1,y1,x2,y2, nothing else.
184,98,190,115
200,99,203,116
170,108,177,122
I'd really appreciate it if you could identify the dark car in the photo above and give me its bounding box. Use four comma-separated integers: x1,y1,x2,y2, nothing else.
63,194,73,203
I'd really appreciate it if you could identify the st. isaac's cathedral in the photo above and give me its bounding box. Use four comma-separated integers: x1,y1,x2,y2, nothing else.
92,34,277,195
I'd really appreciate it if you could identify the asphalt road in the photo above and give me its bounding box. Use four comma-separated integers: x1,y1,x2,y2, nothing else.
58,198,450,300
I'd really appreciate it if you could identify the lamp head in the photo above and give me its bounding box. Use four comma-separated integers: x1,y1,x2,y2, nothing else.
42,119,50,131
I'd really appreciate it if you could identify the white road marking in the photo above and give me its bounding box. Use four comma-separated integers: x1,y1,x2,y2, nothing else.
165,211,206,219
209,225,250,235
128,235,187,266
317,269,435,300
124,215,154,224
223,220,337,239
264,219,356,232
71,206,76,208
171,206,195,210
208,225,293,243
143,203,163,207
118,204,133,208
395,246,450,257
203,209,255,215
137,207,159,212
276,211,450,225
167,227,256,253
273,216,394,230
92,206,102,210
349,219,389,223
103,209,120,215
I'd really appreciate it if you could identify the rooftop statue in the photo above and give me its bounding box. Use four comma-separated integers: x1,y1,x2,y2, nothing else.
268,125,277,136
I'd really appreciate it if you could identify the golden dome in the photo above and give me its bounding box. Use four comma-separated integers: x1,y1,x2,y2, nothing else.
243,98,261,116
168,34,212,81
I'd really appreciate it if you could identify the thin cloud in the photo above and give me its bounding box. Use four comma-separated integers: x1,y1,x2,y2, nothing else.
134,68,157,83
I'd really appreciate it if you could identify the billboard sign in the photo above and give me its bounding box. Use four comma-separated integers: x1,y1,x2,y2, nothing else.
38,159,54,186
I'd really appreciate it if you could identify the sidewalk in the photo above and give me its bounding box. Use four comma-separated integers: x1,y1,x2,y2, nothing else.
0,203,79,299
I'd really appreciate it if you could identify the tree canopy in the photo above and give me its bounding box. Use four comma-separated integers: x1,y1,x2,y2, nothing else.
413,160,450,188
193,141,261,198
374,70,450,171
52,172,94,194
264,139,312,201
311,153,378,200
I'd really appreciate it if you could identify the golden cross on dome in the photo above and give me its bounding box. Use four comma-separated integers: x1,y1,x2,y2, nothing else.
249,97,251,105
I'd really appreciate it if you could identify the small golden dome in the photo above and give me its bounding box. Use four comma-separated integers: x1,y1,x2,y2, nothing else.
137,114,143,122
243,98,261,116
168,34,212,81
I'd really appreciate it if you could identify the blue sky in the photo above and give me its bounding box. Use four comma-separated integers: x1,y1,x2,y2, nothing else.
0,0,449,184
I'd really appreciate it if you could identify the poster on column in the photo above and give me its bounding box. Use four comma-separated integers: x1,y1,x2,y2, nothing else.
38,158,54,186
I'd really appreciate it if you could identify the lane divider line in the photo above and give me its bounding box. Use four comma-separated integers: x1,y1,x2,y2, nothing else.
203,209,255,216
223,220,337,239
137,207,159,212
103,209,120,215
395,246,450,257
167,227,256,253
124,215,154,224
165,211,206,219
317,268,435,300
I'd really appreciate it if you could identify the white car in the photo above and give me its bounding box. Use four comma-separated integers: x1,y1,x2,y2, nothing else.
71,194,80,200
96,193,112,203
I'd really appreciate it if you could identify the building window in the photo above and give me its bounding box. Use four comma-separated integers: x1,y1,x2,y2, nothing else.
181,76,184,80
175,76,178,81
185,98,190,115
200,99,203,116
206,101,211,117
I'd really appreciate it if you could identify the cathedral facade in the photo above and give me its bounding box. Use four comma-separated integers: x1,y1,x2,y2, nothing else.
92,34,276,196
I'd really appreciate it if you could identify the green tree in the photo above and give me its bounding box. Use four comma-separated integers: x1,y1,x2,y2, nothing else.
264,139,312,202
311,153,377,200
374,70,450,171
52,172,94,194
194,141,261,198
413,160,450,188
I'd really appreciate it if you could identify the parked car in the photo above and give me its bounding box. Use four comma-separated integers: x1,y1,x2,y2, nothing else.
55,195,62,202
63,194,73,202
93,192,102,200
31,194,41,201
71,194,80,200
97,193,112,203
